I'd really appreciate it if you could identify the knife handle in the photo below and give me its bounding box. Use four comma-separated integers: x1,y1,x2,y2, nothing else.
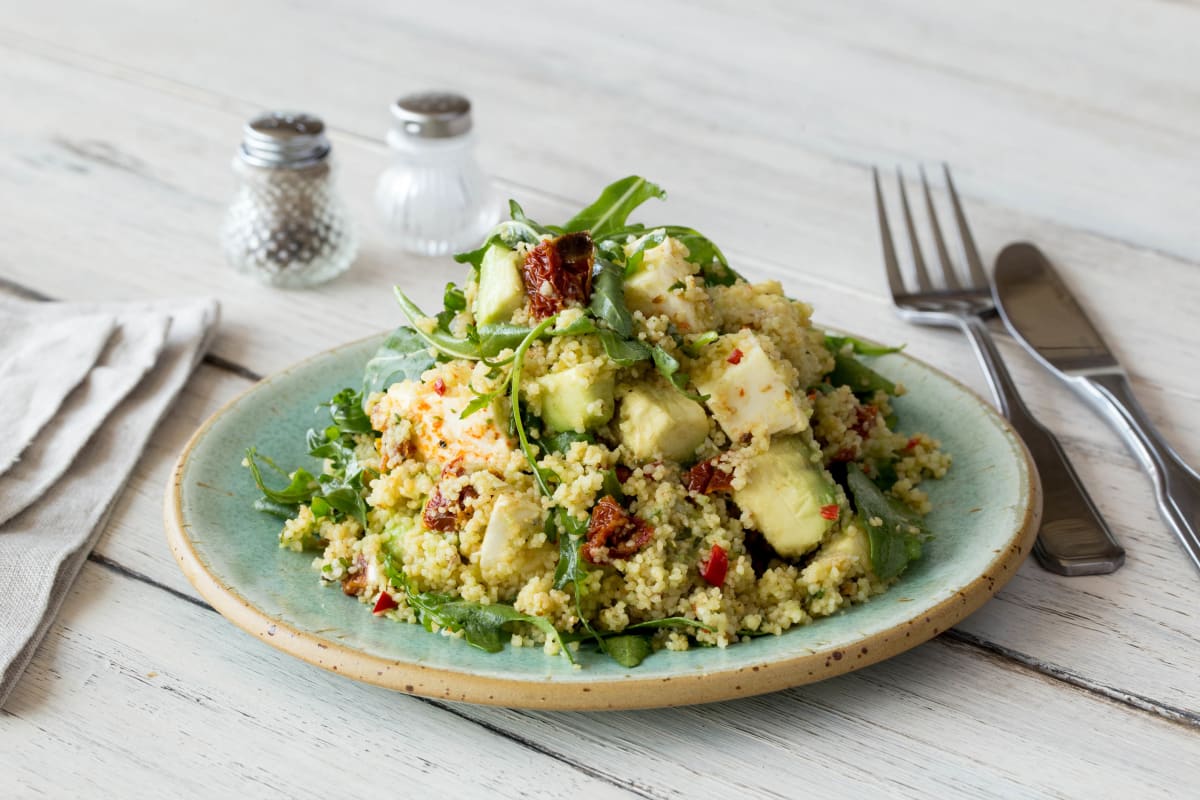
1072,372,1200,574
959,314,1126,575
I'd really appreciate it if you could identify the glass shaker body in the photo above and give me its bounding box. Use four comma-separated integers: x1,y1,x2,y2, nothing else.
220,111,357,288
375,92,498,257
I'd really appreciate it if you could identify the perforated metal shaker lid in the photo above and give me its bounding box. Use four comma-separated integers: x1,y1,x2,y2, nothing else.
390,91,472,139
239,111,331,168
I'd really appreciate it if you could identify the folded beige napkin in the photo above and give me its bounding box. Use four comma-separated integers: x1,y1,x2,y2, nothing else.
0,296,219,708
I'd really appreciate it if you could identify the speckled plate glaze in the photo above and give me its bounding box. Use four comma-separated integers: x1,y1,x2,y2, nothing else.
166,332,1040,710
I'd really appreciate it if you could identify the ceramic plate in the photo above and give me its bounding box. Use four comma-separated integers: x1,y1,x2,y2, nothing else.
166,333,1040,710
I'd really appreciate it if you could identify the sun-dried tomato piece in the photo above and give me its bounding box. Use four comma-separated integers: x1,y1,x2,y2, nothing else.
522,232,595,319
422,480,477,532
615,464,632,484
582,495,655,564
684,457,735,494
850,404,878,439
341,553,369,597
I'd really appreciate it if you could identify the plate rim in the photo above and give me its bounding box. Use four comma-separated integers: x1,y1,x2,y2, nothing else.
164,332,1042,710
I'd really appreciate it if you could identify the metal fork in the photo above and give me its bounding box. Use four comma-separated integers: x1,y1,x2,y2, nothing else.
873,165,1125,576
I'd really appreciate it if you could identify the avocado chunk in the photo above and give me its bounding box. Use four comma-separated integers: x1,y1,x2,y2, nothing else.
616,379,709,462
693,330,807,440
732,434,836,558
534,365,615,433
475,244,525,325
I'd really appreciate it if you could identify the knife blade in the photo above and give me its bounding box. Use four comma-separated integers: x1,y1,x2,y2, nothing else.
994,242,1200,575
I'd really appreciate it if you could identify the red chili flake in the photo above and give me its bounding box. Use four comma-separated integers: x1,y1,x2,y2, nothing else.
522,232,595,319
615,464,632,483
431,377,446,396
906,436,921,451
373,592,398,614
850,404,878,438
820,504,840,520
684,458,735,494
699,544,729,586
726,348,744,365
582,496,655,565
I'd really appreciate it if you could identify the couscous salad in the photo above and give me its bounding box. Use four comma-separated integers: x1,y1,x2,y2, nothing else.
245,177,950,668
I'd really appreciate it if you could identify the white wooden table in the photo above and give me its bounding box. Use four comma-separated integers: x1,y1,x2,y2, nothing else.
3,2,1198,796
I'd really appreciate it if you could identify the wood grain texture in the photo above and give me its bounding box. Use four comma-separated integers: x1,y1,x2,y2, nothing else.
1,0,1198,793
4,561,1196,799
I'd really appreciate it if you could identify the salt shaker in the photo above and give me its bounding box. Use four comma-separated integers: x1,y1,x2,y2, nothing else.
221,111,357,288
375,91,498,256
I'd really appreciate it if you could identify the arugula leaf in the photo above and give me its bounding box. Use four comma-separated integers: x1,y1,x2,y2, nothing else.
665,226,742,286
846,464,925,580
651,345,706,402
319,485,368,528
245,447,320,504
508,200,559,236
588,258,633,338
540,429,594,455
563,176,666,239
596,329,651,366
393,287,485,361
625,617,714,633
605,635,652,668
623,229,668,277
509,316,561,498
824,334,904,357
828,353,896,397
551,508,589,592
253,498,299,519
601,468,625,503
362,326,436,400
681,331,719,358
323,388,372,434
382,554,573,662
476,323,535,357
453,218,544,268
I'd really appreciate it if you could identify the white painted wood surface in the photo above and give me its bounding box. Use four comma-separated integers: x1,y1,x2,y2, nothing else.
2,1,1198,795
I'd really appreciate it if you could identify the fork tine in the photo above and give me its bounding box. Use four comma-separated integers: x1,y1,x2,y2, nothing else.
896,168,933,291
873,167,906,300
920,165,960,290
942,164,988,288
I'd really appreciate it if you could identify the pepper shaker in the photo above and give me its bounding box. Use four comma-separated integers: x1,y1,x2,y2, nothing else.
375,91,498,256
221,111,357,288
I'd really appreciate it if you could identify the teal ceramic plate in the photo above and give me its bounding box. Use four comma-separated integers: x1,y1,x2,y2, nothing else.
166,333,1040,710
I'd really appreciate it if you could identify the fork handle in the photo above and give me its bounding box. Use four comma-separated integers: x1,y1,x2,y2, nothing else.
957,314,1125,575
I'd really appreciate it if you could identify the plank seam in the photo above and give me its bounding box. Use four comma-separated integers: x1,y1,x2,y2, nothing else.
942,629,1200,731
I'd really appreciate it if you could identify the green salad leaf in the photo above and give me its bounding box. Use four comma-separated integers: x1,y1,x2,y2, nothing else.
828,353,896,397
588,257,634,338
362,326,436,401
383,554,573,663
824,334,904,357
651,345,706,402
564,176,666,239
245,447,320,505
846,464,925,580
604,635,652,668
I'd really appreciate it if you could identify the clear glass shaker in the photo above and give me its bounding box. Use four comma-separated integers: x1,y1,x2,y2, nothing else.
375,92,498,256
221,111,357,288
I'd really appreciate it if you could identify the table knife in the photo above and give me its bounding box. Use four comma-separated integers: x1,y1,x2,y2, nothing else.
993,242,1200,575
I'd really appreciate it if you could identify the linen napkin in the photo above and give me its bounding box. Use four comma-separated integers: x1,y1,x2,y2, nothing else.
0,296,219,708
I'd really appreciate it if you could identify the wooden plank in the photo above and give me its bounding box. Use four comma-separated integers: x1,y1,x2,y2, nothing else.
2,562,1195,798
